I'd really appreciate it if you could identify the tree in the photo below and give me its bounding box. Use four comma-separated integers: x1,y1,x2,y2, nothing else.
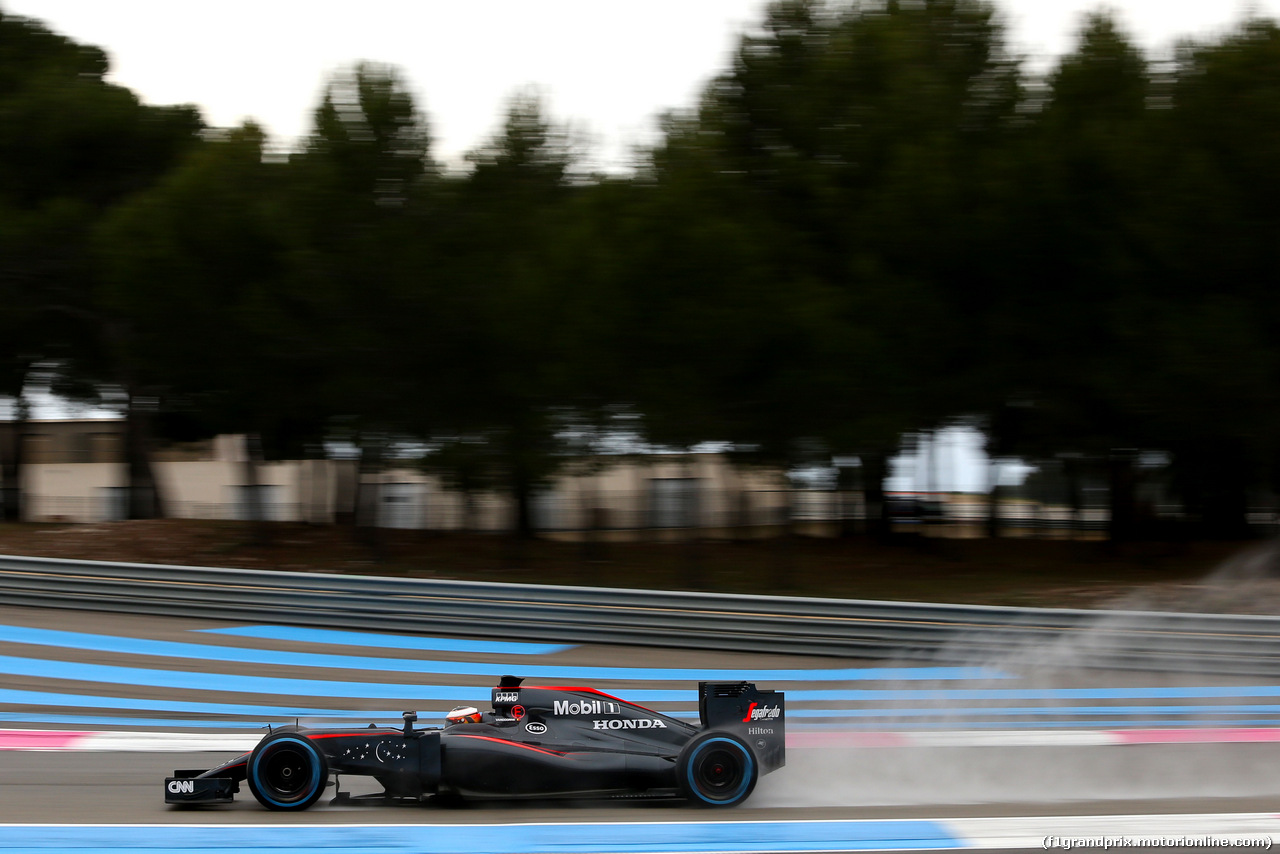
0,11,202,519
1136,19,1280,537
425,92,585,538
287,63,438,533
999,14,1280,540
94,122,332,527
639,0,1023,537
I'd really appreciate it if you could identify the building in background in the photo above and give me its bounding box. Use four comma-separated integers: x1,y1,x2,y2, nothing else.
1,420,798,538
2,420,1136,539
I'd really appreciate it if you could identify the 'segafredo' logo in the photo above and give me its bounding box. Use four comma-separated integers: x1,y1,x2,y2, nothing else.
167,780,194,794
742,702,782,723
553,699,620,715
592,718,667,730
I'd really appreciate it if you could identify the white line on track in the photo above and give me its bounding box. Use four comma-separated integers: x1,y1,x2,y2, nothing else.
2,814,1279,852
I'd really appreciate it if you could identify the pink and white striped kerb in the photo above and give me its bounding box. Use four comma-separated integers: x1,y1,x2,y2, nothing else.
0,729,258,752
787,727,1280,748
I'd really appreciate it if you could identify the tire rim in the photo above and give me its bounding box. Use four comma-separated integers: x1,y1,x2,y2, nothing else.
691,744,746,800
261,745,311,799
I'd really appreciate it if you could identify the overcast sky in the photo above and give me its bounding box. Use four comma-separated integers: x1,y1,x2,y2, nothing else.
3,0,1274,170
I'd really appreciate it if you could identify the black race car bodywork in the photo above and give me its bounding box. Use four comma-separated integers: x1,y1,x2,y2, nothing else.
165,676,784,809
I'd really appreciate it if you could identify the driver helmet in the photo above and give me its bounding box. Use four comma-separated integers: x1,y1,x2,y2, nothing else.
445,705,483,725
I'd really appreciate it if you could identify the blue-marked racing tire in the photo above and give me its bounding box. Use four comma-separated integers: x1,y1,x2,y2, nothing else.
247,732,329,811
677,732,757,807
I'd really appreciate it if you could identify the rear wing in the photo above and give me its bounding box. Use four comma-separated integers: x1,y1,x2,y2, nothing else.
698,681,785,774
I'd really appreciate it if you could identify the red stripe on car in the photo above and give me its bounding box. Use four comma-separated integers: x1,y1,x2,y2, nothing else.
450,735,571,758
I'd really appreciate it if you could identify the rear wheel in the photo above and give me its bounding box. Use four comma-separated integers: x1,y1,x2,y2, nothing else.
247,732,329,810
677,732,757,807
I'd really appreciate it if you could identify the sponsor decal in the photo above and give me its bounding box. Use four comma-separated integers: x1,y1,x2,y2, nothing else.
511,705,526,720
167,780,195,794
494,691,520,704
525,721,548,735
374,740,408,762
592,718,667,730
553,699,620,716
748,726,774,736
742,702,782,723
755,739,768,750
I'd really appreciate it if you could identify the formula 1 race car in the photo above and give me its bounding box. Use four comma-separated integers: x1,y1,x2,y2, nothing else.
164,676,784,809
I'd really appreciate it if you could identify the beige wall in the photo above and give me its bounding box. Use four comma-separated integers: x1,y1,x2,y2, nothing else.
17,433,791,534
158,460,302,521
23,462,124,522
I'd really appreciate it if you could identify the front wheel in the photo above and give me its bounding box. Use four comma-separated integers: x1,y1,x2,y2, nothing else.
247,732,329,810
677,732,758,807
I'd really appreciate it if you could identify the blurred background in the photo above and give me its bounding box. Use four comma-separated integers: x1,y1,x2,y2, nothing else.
4,0,1280,591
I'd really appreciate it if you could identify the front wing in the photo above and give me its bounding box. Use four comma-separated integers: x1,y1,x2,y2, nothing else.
165,773,237,804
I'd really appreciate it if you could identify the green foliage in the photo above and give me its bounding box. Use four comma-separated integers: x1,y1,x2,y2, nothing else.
94,123,327,457
286,62,438,455
421,92,586,534
7,2,1280,538
0,12,201,392
646,0,1022,462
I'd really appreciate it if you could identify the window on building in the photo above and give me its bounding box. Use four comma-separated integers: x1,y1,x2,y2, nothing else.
648,477,701,529
232,485,285,521
378,483,426,529
98,486,128,521
531,488,563,532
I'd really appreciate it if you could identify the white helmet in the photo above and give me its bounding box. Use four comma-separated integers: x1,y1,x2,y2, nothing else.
445,705,482,725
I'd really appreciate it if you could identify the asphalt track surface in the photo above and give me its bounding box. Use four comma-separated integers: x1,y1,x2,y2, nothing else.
5,746,1280,823
2,603,1280,850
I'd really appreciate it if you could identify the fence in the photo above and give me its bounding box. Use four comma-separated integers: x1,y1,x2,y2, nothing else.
3,554,1280,675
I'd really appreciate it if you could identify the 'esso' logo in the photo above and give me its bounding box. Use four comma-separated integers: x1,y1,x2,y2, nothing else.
511,705,526,720
525,721,547,735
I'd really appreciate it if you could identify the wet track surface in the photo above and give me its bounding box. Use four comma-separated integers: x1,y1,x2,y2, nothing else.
4,748,1280,824
1,603,1279,849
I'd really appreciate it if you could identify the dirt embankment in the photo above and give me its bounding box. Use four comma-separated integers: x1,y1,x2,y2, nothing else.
3,518,1278,614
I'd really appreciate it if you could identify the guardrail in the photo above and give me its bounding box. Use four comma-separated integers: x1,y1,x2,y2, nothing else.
1,553,1279,675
